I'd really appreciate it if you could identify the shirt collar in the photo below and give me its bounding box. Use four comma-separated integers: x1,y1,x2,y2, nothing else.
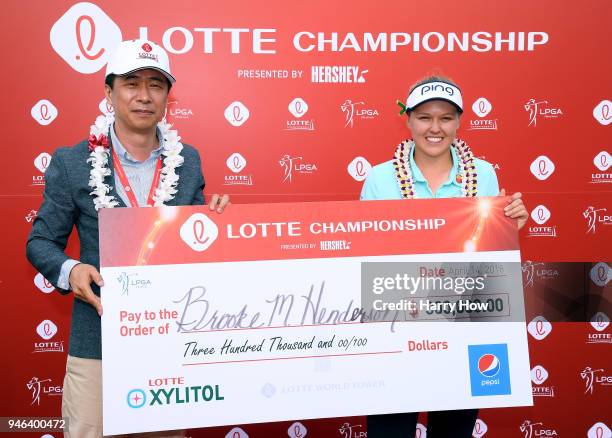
409,145,462,187
110,123,163,163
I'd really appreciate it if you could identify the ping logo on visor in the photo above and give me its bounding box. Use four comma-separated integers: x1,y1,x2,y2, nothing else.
403,81,464,114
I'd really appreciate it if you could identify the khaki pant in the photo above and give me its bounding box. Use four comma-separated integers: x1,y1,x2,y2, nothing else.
62,355,184,438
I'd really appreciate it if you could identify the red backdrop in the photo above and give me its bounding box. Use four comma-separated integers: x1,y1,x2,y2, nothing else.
2,1,610,437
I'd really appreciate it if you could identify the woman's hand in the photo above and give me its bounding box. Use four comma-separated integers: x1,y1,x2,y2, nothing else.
499,189,528,230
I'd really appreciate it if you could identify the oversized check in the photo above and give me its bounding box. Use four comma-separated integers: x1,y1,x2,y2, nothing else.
99,198,532,435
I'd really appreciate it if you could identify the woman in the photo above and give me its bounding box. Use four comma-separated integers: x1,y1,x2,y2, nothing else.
361,75,528,438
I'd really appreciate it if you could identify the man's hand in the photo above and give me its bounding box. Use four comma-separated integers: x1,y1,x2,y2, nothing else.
208,194,231,213
69,263,104,316
499,189,528,230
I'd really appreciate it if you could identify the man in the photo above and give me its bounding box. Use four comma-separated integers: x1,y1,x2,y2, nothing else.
26,39,229,437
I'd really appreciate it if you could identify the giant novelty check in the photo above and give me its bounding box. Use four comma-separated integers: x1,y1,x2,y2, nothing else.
100,198,533,435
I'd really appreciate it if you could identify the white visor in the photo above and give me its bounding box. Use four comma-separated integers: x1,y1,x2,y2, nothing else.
406,81,463,113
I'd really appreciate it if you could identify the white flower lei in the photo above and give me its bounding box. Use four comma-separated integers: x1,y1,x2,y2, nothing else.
392,138,478,198
86,114,184,210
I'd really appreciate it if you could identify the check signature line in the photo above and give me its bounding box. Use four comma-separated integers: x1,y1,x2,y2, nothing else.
183,350,402,366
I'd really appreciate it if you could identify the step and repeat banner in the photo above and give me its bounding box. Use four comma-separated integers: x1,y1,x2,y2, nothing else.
2,0,610,437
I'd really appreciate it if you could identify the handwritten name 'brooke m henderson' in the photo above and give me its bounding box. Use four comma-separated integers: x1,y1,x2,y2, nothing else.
172,281,402,334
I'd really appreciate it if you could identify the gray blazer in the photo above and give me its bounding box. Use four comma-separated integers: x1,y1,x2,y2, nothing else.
26,139,205,359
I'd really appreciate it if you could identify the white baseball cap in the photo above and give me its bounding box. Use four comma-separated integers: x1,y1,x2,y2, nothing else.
105,39,176,84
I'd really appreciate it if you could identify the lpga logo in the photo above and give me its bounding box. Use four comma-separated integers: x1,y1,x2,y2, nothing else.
179,213,219,252
340,99,379,128
26,377,62,406
50,2,122,74
519,420,558,438
524,98,563,127
583,206,612,234
581,366,612,395
224,101,250,127
279,154,317,183
338,423,366,438
593,100,612,126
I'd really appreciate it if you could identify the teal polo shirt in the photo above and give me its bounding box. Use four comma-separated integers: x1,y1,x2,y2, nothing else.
360,146,499,200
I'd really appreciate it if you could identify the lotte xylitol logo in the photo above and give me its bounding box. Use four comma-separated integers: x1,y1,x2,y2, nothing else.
467,344,511,396
50,2,122,74
180,213,219,252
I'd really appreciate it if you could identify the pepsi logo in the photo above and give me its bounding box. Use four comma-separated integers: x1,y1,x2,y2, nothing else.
478,354,501,377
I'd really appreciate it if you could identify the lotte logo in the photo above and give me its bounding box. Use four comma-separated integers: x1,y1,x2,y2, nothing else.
530,205,551,225
590,263,611,288
472,97,492,117
472,419,488,437
593,100,612,126
594,151,612,171
527,316,552,340
36,320,58,340
224,101,250,127
225,427,249,438
287,422,307,437
530,365,549,384
34,153,52,174
288,98,309,118
590,311,610,331
588,422,612,438
180,213,219,252
226,153,247,173
34,272,55,294
50,2,122,74
31,100,58,126
347,156,372,182
529,156,555,181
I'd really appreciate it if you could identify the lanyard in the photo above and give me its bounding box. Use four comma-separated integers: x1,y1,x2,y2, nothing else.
111,147,163,207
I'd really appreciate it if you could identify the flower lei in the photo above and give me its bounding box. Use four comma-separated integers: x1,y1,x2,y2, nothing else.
392,138,477,198
86,114,184,210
